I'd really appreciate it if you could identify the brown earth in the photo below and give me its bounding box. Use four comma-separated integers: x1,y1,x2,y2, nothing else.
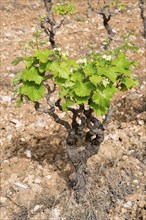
0,0,146,219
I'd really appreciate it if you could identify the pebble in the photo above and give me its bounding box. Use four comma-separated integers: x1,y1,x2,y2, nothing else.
7,134,13,141
31,183,42,193
1,96,11,102
0,196,7,204
34,119,47,128
138,120,144,125
15,182,28,189
34,177,41,184
10,119,22,128
5,32,13,38
24,150,32,158
51,208,61,219
123,201,132,209
133,179,139,185
33,204,43,212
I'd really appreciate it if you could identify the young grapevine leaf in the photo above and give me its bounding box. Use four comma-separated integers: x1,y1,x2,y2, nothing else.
92,85,118,107
21,67,43,85
34,50,51,63
73,82,94,97
90,102,107,115
62,97,74,111
12,57,24,66
89,75,103,86
20,81,45,101
122,77,138,88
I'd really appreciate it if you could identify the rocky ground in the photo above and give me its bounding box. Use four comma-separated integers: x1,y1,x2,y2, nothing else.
0,0,146,219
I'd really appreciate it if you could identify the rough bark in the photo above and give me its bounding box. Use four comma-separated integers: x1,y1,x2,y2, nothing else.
139,0,146,39
86,0,115,49
41,0,65,48
35,87,113,204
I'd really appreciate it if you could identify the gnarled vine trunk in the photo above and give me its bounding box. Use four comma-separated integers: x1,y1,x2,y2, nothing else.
65,106,110,203
36,94,113,203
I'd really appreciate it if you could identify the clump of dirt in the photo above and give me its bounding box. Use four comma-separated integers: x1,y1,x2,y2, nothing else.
0,0,146,219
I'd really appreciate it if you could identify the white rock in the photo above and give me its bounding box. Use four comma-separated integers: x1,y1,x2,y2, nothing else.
123,201,132,209
46,175,52,180
10,119,22,128
5,32,13,38
0,196,7,204
34,177,41,184
7,134,13,141
15,182,28,189
33,205,43,212
51,208,61,219
31,184,42,193
34,119,47,128
1,96,11,102
133,179,139,185
24,150,32,158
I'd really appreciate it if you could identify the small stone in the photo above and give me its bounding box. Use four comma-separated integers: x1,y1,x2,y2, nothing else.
15,182,28,189
0,196,7,204
5,32,13,38
1,96,11,102
140,136,146,142
133,179,139,185
123,201,132,209
34,119,47,128
46,175,52,180
51,208,61,218
138,120,144,125
10,119,22,128
33,205,43,212
122,155,128,160
34,177,41,184
24,150,32,158
138,201,145,208
31,184,42,193
10,157,18,163
6,66,15,73
7,134,13,141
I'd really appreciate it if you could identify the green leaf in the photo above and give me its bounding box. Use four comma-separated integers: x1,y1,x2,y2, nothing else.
73,94,89,104
98,66,118,82
112,53,131,76
12,57,24,65
89,75,103,86
38,40,48,45
90,102,107,115
50,61,60,77
58,61,71,79
33,32,42,38
13,72,23,85
20,81,45,101
55,77,66,85
74,82,94,97
70,71,83,82
92,85,117,107
122,77,138,88
39,63,47,73
34,50,51,63
84,63,97,76
16,97,23,107
45,61,52,71
59,87,69,98
21,67,43,84
62,97,73,111
25,57,36,68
